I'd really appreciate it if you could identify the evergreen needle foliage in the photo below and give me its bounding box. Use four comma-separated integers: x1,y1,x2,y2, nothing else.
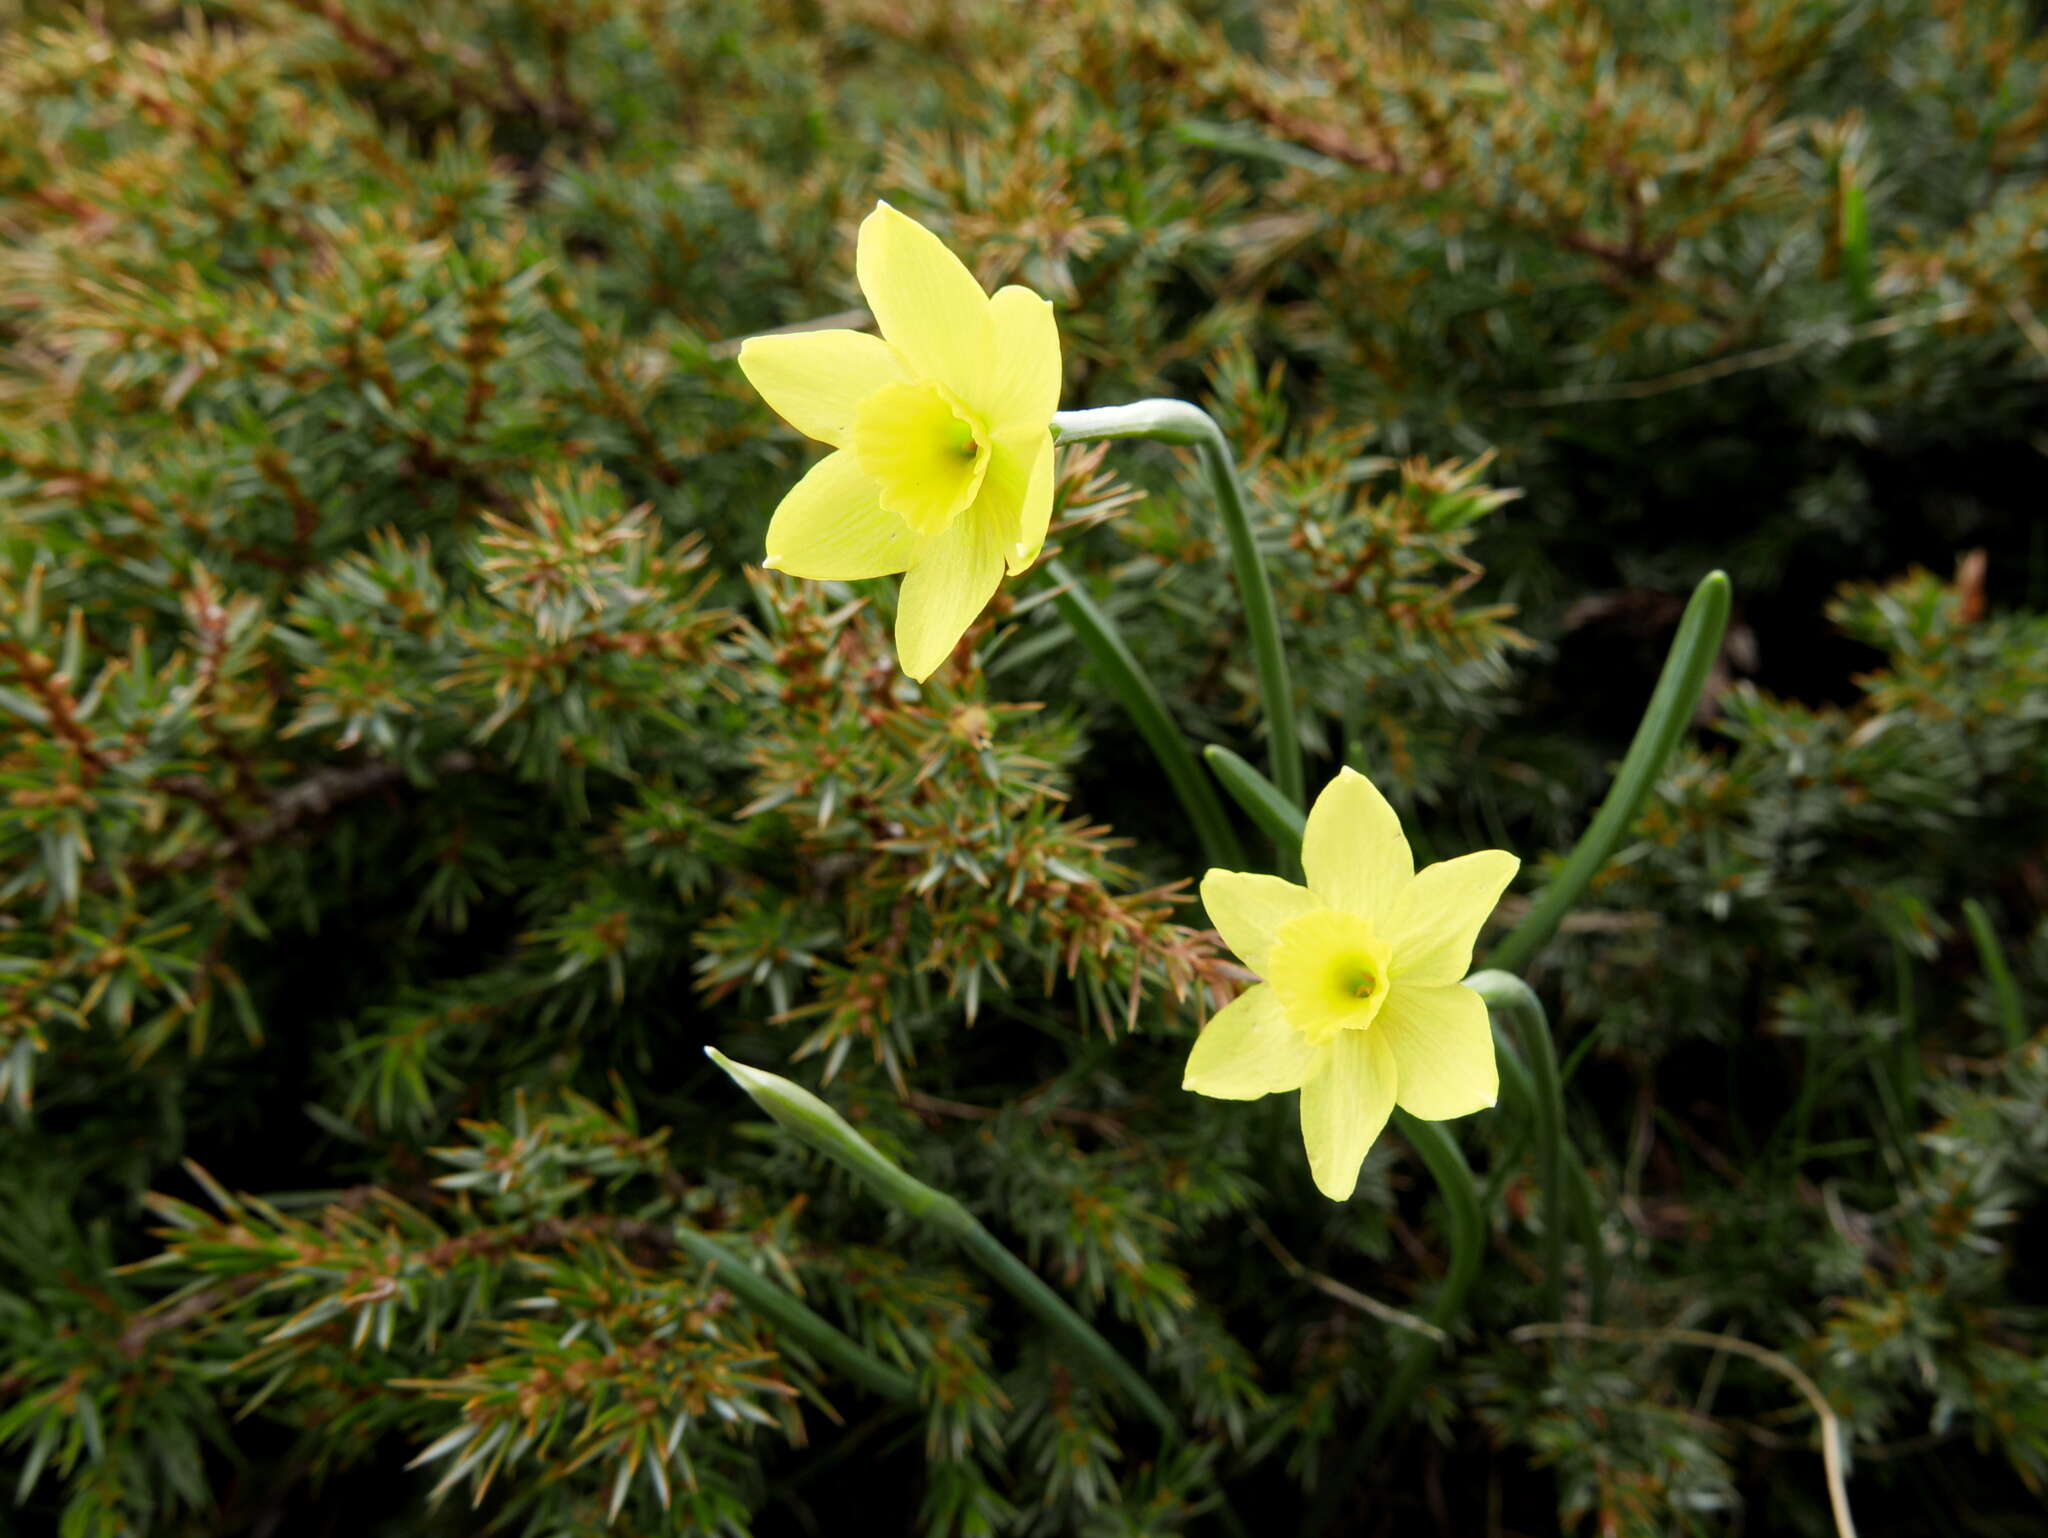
0,2,2043,1536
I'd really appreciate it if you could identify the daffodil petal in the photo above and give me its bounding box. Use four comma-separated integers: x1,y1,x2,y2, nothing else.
1378,981,1498,1120
1298,1030,1396,1201
1200,870,1320,976
737,329,908,447
856,202,994,406
852,380,989,534
980,285,1061,429
1302,766,1414,920
763,449,921,580
1268,907,1393,1044
1182,984,1317,1100
894,502,1005,681
1386,849,1521,986
976,426,1055,575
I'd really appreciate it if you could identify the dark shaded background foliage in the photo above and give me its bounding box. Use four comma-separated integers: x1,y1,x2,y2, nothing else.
1,1,2044,1534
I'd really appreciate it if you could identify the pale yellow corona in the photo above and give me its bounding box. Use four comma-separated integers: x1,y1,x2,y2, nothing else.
738,203,1061,681
1184,768,1520,1201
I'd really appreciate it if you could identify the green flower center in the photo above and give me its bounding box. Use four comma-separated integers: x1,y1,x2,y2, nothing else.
851,379,992,535
1266,908,1394,1046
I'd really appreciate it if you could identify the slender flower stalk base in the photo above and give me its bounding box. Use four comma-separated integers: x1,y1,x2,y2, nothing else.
1052,401,1304,814
1369,1111,1483,1411
1301,1108,1485,1534
1465,969,1596,1319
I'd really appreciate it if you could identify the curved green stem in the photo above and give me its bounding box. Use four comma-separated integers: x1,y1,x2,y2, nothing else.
939,1204,1174,1427
1305,1113,1484,1533
1044,560,1243,870
1485,570,1731,976
1356,1118,1484,1453
1397,1117,1486,1356
1053,400,1304,814
667,1224,916,1402
706,1050,1176,1435
1466,970,1580,1320
1489,1017,1536,1135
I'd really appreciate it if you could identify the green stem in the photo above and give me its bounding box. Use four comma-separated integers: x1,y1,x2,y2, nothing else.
1395,1116,1486,1361
1052,400,1304,814
1490,1014,1535,1119
937,1202,1175,1428
666,1224,916,1403
1306,1113,1484,1532
1961,898,2028,1049
1466,970,1577,1320
1045,560,1243,870
706,1050,1176,1435
1485,570,1731,976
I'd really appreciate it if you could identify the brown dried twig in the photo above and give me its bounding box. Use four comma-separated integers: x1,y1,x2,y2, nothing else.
1510,1321,1858,1538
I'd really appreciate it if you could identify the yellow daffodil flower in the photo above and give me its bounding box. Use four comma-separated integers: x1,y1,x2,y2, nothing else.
1184,768,1520,1201
737,202,1061,681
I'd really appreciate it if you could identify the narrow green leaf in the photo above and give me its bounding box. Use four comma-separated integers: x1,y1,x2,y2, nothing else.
706,1047,1176,1435
1486,570,1732,976
1043,560,1242,870
1202,744,1305,861
665,1222,915,1404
